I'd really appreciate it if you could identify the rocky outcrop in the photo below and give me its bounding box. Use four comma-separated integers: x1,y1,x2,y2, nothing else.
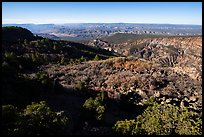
86,39,112,51
38,36,202,114
87,36,202,81
43,55,202,113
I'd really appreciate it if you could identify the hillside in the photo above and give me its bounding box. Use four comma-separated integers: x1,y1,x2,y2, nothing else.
2,26,202,135
2,26,35,44
44,56,202,113
2,26,117,106
101,33,163,44
86,35,202,80
41,34,202,134
2,26,117,68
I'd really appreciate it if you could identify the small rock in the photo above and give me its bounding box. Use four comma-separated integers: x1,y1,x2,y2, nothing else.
173,103,177,106
173,98,179,101
58,76,65,81
138,102,144,106
194,92,199,96
152,72,158,78
189,96,197,102
183,97,189,102
180,101,185,108
166,98,171,103
161,96,166,101
136,89,146,97
154,91,160,98
180,100,189,108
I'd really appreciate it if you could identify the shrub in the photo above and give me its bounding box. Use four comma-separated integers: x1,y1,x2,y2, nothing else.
95,105,105,120
2,61,16,76
113,102,202,135
2,105,20,135
143,96,156,106
31,52,42,64
83,91,106,121
74,81,87,91
94,54,100,61
4,51,19,66
2,52,20,76
60,56,65,65
19,101,68,135
113,119,140,135
80,56,86,62
34,71,53,92
36,71,51,85
53,45,58,51
2,101,69,135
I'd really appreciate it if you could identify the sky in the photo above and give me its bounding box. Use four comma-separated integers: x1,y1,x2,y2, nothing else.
2,2,202,25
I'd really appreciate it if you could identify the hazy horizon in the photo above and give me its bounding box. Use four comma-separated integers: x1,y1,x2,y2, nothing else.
2,2,202,25
2,22,202,26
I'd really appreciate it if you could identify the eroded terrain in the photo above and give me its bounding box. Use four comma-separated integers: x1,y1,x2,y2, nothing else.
42,36,202,113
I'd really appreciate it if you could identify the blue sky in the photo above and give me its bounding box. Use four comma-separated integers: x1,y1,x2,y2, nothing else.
2,2,202,25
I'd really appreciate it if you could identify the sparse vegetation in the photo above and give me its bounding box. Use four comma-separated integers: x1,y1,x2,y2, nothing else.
2,26,35,44
102,33,162,44
83,91,106,121
2,26,202,135
2,101,69,135
74,81,87,92
94,54,100,61
113,102,202,135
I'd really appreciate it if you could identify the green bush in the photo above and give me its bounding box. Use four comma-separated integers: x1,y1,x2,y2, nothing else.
83,91,106,121
113,102,202,135
79,56,86,62
94,54,100,61
113,119,141,135
19,101,68,135
60,56,65,65
2,101,69,135
2,52,21,76
2,61,16,76
95,105,105,120
34,71,54,93
31,52,43,64
2,105,20,135
36,71,51,85
143,96,156,106
74,81,87,91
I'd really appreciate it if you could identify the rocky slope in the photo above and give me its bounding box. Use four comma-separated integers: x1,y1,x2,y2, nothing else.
42,55,202,113
2,27,202,135
34,35,202,115
86,36,202,81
